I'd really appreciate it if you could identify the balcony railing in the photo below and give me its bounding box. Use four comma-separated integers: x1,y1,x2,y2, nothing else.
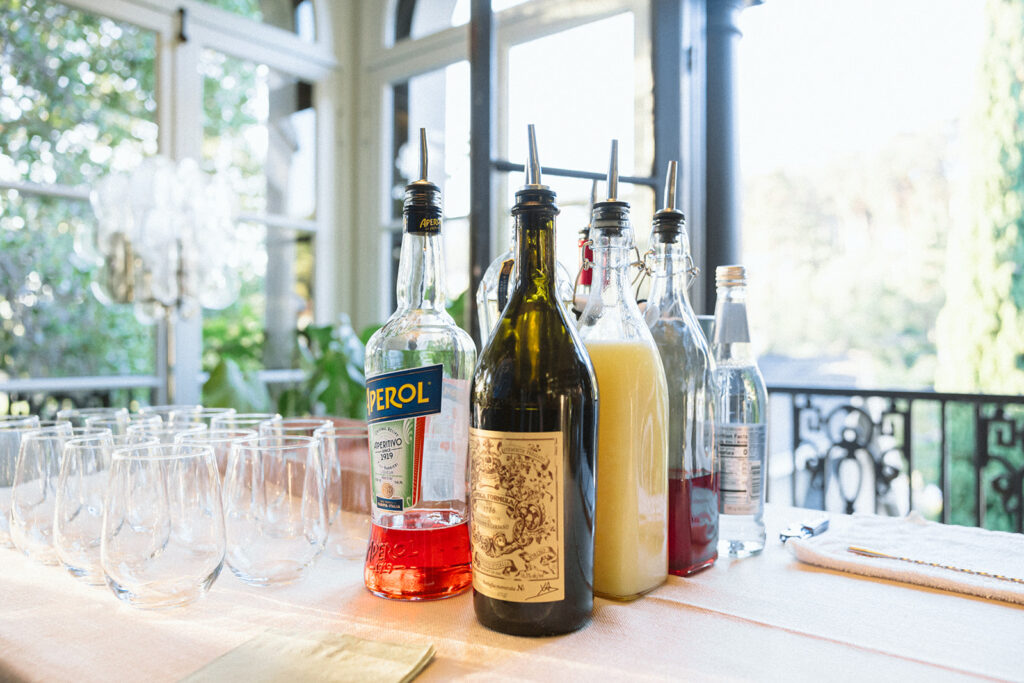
768,385,1024,533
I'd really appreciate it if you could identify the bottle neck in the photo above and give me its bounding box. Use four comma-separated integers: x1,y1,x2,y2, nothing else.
713,284,755,363
589,237,634,308
396,230,447,311
514,206,558,296
647,236,693,308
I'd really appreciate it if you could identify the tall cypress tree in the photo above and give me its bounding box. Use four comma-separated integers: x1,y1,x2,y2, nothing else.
936,0,1024,393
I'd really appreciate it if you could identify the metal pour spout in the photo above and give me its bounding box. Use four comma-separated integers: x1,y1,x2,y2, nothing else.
406,128,435,188
522,123,548,190
606,139,618,202
663,160,677,212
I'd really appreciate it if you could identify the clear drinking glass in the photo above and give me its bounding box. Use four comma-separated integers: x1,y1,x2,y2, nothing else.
313,424,371,560
127,422,207,444
11,425,109,564
223,435,327,586
56,406,129,429
101,442,226,608
0,415,41,547
54,433,157,583
211,412,281,432
175,428,257,477
86,413,162,436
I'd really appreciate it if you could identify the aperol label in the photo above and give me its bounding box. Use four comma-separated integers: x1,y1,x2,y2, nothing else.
469,428,564,603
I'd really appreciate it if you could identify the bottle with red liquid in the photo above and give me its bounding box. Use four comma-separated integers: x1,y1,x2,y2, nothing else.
643,161,719,575
363,129,476,599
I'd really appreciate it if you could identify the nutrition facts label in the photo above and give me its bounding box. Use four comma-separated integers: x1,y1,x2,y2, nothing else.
717,423,766,515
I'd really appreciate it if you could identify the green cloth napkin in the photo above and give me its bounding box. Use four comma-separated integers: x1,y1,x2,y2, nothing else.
180,631,435,683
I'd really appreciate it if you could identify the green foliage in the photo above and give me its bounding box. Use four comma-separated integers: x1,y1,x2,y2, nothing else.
0,1,156,379
275,314,367,419
201,276,265,374
201,356,272,413
935,0,1024,394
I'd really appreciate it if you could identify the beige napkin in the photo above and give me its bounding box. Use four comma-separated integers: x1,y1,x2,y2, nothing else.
789,512,1024,605
180,631,435,683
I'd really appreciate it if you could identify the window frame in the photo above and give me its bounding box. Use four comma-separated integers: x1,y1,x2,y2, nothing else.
0,0,340,404
355,0,658,333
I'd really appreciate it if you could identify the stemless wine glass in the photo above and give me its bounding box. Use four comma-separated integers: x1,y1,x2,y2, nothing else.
56,406,129,429
175,428,256,477
11,425,108,564
0,415,41,547
54,433,156,583
313,423,372,560
223,436,327,586
211,412,281,432
101,442,225,608
86,413,161,436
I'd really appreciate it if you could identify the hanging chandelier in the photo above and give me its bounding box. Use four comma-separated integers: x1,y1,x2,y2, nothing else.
78,156,239,323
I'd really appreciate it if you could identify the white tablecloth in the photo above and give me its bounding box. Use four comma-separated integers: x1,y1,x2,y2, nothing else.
1,505,1021,682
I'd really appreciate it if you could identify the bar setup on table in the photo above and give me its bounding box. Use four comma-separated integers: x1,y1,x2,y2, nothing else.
2,125,1021,683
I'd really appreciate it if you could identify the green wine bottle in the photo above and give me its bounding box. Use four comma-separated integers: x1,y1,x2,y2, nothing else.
469,125,599,636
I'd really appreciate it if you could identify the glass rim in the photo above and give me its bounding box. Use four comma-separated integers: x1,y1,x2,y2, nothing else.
127,423,208,435
266,417,334,428
231,435,319,452
64,429,117,446
56,406,129,417
314,425,368,437
138,403,204,414
0,415,39,428
19,424,78,440
171,406,235,416
111,442,216,461
176,428,257,443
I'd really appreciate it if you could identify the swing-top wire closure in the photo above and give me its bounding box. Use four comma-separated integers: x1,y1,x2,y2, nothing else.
634,248,701,305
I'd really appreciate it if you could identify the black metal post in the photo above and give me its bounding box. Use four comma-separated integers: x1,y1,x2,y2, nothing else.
703,0,744,313
468,0,495,347
651,0,685,211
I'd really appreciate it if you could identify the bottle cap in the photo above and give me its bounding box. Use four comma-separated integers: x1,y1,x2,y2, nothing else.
715,264,747,287
404,128,442,234
651,161,686,239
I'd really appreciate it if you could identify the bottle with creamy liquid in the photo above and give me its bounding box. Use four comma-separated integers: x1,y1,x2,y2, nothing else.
578,140,669,600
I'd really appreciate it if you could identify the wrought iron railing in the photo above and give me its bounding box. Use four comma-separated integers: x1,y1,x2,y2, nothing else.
768,385,1024,533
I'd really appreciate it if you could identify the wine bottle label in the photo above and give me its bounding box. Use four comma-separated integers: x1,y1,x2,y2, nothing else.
366,365,444,515
496,258,514,311
716,423,766,515
469,428,565,603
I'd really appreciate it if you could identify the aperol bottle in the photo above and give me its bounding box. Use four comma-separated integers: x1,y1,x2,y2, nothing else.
363,129,476,600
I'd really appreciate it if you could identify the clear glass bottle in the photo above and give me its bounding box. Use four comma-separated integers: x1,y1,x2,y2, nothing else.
578,140,669,600
644,161,719,576
470,125,598,636
364,129,477,600
712,265,768,557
